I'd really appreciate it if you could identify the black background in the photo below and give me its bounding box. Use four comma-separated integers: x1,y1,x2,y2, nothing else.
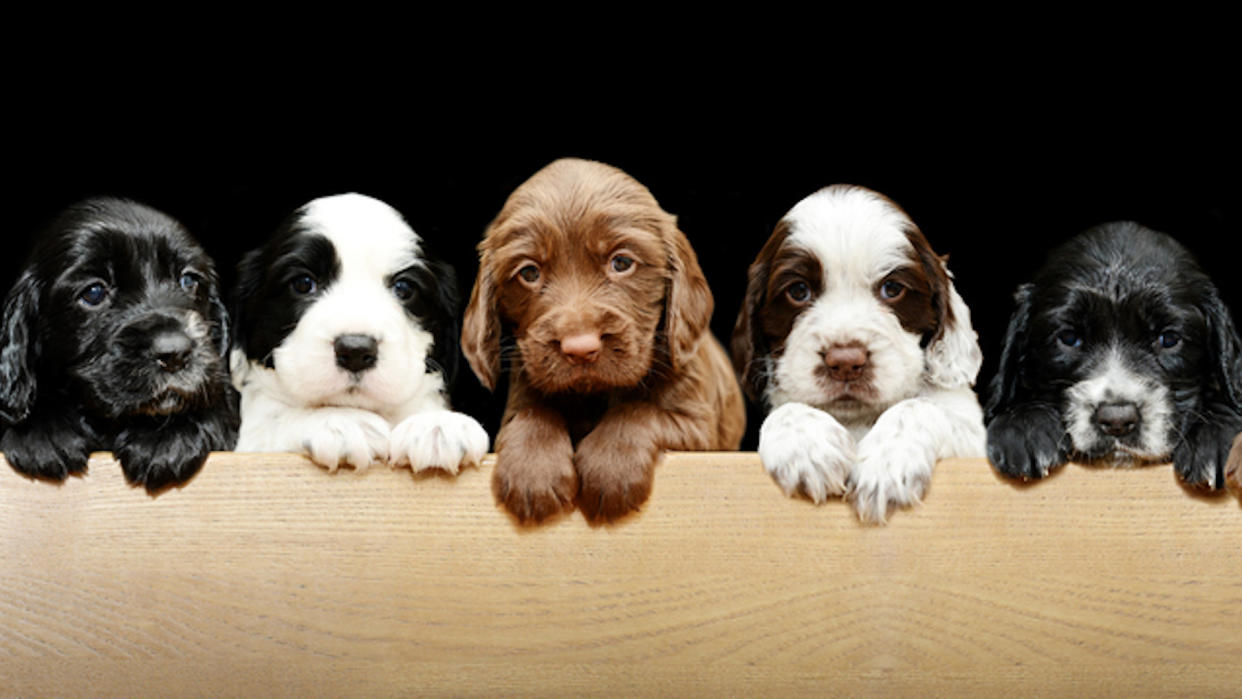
8,78,1238,449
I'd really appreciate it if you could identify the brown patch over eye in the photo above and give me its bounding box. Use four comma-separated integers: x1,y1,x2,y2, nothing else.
759,240,823,354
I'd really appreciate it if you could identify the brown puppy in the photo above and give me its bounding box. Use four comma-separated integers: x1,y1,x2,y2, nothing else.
462,158,744,523
1227,433,1242,495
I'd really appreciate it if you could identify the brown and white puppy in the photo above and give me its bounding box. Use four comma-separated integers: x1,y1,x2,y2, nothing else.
732,185,984,523
462,158,745,523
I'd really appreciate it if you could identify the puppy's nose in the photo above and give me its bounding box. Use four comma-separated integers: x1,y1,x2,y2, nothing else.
151,330,193,373
560,332,602,364
1095,402,1140,437
334,334,379,373
822,344,869,382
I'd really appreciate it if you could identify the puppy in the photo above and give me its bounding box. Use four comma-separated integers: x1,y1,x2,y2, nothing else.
732,185,985,523
0,197,238,490
229,193,487,473
462,158,745,523
986,222,1242,489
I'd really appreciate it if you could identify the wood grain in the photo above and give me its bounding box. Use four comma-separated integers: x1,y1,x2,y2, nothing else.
1,452,1239,697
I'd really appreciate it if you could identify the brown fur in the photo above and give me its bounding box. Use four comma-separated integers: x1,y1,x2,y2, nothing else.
1227,433,1242,495
462,158,745,523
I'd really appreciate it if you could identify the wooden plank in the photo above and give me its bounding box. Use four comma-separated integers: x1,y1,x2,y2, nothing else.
1,452,1239,697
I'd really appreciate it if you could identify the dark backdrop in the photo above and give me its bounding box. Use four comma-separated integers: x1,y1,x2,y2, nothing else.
7,105,1238,449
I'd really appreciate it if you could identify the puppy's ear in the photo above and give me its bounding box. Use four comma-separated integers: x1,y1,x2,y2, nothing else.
664,226,713,372
1203,289,1242,409
731,249,770,403
411,256,462,387
985,283,1035,420
461,245,501,391
229,248,265,356
207,270,231,358
924,268,983,390
0,270,41,424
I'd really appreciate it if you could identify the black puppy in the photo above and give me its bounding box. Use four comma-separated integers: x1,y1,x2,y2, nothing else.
985,221,1242,489
0,198,238,490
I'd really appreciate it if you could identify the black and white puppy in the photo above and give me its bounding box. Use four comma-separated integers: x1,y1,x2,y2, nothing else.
986,222,1242,489
0,197,238,490
732,185,985,523
230,193,487,473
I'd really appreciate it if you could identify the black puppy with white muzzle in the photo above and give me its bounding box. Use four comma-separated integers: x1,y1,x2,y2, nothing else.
0,197,239,490
986,221,1242,489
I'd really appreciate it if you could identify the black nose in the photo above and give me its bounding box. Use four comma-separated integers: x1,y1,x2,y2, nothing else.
334,334,378,373
151,330,194,373
1095,402,1140,437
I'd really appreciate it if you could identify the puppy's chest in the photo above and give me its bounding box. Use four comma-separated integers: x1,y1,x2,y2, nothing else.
546,393,627,445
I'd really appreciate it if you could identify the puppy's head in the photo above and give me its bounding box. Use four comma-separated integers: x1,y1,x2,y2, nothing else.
0,197,230,423
230,193,459,412
987,221,1242,464
462,158,712,394
731,185,980,422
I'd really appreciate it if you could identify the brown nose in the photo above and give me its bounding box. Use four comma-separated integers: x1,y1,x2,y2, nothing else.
823,344,869,382
560,332,602,364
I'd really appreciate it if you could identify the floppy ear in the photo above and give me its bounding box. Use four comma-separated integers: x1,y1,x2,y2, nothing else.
461,246,501,391
730,252,771,403
1202,288,1242,410
923,266,983,390
984,283,1035,421
206,270,231,358
664,226,713,372
0,270,41,424
410,256,462,386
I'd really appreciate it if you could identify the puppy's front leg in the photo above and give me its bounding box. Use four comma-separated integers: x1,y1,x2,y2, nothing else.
1173,405,1242,490
1,410,95,481
114,409,238,491
493,383,577,523
985,402,1068,481
390,409,489,475
236,391,389,471
852,390,984,523
757,402,856,504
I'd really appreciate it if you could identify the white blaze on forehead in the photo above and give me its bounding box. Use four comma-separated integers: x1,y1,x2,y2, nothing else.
783,186,915,291
301,193,422,276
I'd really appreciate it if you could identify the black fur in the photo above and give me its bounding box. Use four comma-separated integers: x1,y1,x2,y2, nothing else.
0,198,239,490
985,221,1242,488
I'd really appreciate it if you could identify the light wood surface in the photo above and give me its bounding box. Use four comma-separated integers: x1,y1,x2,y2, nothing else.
1,452,1239,697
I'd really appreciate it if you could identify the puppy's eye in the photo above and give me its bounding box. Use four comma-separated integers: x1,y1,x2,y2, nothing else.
879,280,905,300
1156,330,1182,349
610,254,635,274
786,281,811,303
517,264,540,285
179,272,200,294
1058,330,1083,349
392,278,415,301
291,274,318,295
78,282,109,307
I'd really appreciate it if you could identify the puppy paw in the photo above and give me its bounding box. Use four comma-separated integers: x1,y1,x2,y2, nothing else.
852,434,934,525
757,403,855,503
113,417,233,491
302,408,391,472
492,443,577,524
390,410,489,474
1173,415,1242,490
986,406,1067,481
574,437,658,522
0,418,92,481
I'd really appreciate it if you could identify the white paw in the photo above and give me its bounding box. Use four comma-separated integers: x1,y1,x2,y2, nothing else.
302,408,391,472
390,410,489,475
851,419,937,524
758,403,856,503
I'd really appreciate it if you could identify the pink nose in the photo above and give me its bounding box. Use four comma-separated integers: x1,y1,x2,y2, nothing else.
560,332,602,363
823,344,869,382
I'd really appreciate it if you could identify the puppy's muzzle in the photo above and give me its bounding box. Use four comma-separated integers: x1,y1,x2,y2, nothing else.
335,334,379,374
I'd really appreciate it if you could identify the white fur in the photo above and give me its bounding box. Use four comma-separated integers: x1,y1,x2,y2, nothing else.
1064,347,1173,462
232,193,488,474
756,186,985,523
